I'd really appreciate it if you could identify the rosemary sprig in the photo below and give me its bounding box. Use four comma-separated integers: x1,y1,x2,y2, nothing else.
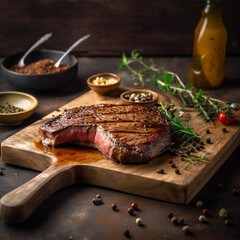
158,103,200,142
119,50,228,123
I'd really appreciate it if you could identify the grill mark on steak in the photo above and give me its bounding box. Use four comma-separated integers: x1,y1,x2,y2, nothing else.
40,104,171,163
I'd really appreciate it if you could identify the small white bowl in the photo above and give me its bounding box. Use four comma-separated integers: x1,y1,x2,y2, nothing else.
0,91,38,126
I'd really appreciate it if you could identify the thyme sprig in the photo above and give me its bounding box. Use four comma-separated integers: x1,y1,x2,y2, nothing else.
119,50,228,124
158,103,200,142
168,142,209,164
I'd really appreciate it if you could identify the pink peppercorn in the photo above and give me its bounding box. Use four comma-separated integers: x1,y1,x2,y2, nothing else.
131,202,138,210
202,209,208,216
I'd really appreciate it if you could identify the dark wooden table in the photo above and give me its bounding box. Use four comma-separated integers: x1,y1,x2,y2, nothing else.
1,57,240,240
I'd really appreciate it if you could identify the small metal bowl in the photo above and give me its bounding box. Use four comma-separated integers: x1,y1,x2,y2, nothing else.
0,91,38,126
87,73,121,95
1,50,78,90
120,89,159,106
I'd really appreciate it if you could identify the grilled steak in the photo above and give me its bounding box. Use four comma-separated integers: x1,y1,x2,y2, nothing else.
39,104,171,163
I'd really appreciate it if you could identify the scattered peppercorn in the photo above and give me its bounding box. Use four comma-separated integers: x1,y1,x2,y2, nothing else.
128,207,135,216
190,147,194,152
202,209,208,216
171,216,178,225
157,168,164,174
177,217,184,225
200,141,204,145
196,146,201,151
168,212,173,219
232,188,239,195
225,219,233,226
199,215,206,223
111,203,118,211
175,169,180,174
206,129,210,134
219,208,228,218
200,144,204,149
131,202,138,210
196,201,203,208
222,128,227,133
171,163,176,168
136,217,144,226
182,225,190,234
193,142,196,147
168,159,173,164
124,230,131,238
0,171,4,176
186,150,191,155
206,138,211,144
92,197,103,206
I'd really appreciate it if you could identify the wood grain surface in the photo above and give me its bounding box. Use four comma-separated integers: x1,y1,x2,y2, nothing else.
1,88,240,224
0,0,240,57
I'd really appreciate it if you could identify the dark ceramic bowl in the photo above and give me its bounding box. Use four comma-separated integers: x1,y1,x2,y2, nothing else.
1,50,78,90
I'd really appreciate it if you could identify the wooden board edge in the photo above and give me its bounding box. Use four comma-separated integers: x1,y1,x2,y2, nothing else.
74,165,188,204
1,143,52,172
185,128,240,204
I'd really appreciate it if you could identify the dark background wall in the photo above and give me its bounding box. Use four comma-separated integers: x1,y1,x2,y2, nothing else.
0,0,239,57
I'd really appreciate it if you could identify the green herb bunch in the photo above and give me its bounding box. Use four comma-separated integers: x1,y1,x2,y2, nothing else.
119,50,228,124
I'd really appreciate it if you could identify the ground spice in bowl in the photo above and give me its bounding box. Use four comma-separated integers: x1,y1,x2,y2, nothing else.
10,59,70,75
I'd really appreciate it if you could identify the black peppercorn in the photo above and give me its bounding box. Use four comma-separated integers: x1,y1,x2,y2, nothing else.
171,163,176,168
191,147,195,152
175,169,180,174
157,168,164,174
206,138,211,144
0,171,4,176
222,128,227,132
196,146,201,151
168,159,173,164
193,142,196,147
128,207,135,215
168,212,173,219
200,144,204,149
111,203,118,211
206,129,210,134
124,230,131,238
186,150,191,155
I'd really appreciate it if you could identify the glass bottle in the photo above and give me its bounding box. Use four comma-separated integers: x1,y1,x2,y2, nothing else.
188,0,227,89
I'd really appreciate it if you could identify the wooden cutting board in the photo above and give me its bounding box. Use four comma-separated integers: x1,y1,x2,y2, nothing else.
1,88,240,224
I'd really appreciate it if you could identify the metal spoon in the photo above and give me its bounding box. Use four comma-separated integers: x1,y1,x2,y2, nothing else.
54,34,90,68
18,33,52,68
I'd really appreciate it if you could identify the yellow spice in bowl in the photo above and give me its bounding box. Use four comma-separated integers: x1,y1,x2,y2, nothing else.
92,77,117,86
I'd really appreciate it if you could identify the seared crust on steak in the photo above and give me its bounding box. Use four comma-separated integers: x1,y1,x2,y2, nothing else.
39,104,171,163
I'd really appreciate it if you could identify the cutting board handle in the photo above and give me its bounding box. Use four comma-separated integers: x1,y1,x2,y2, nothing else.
0,164,75,224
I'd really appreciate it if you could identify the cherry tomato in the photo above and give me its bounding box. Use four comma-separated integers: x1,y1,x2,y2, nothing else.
218,112,235,125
